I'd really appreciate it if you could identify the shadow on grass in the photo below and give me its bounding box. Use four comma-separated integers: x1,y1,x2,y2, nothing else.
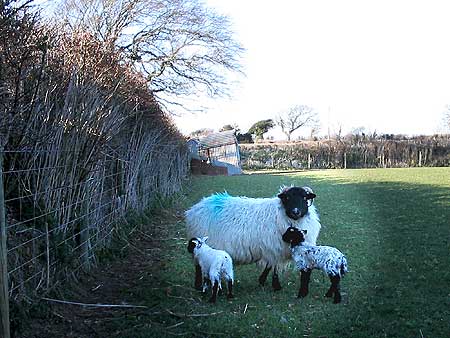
175,172,450,338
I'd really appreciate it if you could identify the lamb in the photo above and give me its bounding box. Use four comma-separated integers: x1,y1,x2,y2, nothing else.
185,186,321,291
282,226,348,304
187,236,234,303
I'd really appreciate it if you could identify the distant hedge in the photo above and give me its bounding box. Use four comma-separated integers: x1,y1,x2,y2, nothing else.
240,136,450,169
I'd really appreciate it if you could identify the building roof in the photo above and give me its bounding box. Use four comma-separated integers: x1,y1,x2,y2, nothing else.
196,130,237,149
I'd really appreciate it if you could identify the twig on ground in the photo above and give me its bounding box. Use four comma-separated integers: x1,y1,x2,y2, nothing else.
166,321,185,329
166,309,223,318
42,297,148,309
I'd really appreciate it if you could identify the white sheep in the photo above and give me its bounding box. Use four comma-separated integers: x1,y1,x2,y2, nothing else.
187,236,234,303
185,186,321,291
282,226,348,304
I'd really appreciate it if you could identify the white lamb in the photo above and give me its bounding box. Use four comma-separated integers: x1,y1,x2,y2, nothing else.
187,236,234,303
282,226,348,304
185,186,321,291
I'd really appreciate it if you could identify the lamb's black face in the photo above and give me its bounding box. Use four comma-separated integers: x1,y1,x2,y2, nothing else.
278,187,316,220
187,238,198,253
282,226,306,247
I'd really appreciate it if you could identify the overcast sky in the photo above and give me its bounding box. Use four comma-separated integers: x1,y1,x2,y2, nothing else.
173,0,450,138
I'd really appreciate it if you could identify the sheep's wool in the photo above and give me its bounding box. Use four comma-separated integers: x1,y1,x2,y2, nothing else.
291,245,348,277
194,242,234,288
185,192,321,267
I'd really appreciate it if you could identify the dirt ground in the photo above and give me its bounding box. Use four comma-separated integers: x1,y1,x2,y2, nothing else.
15,209,184,338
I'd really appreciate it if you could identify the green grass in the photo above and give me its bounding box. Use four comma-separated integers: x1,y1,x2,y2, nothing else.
127,168,450,337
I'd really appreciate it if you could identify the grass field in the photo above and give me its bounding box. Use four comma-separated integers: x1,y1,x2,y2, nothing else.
119,167,448,338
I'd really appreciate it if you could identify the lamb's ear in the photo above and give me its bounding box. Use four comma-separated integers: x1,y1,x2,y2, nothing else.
305,192,316,200
200,236,208,243
302,229,308,234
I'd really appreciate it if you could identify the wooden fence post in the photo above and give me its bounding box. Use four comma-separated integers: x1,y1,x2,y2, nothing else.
0,148,11,338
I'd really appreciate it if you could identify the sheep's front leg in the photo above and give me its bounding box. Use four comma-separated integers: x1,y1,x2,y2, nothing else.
298,269,312,298
195,264,203,290
209,280,219,303
258,264,272,286
325,275,341,304
272,266,282,291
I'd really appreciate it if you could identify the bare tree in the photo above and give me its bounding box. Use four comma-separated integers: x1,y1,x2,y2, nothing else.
442,106,450,133
276,105,319,141
57,0,244,106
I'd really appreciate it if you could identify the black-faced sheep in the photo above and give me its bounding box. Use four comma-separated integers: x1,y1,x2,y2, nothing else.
282,226,348,304
187,236,234,303
185,186,321,291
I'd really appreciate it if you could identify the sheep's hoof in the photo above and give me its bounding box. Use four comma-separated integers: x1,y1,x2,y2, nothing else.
325,291,333,298
227,294,234,300
208,297,217,303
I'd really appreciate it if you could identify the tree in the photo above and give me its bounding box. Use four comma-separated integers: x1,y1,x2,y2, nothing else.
219,124,240,133
248,119,274,140
190,128,214,138
442,106,450,133
236,132,253,143
275,105,319,141
58,0,244,105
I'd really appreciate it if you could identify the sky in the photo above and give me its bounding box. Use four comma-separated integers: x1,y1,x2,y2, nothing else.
173,0,450,139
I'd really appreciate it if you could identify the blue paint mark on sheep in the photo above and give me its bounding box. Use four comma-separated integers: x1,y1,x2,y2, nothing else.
206,192,231,216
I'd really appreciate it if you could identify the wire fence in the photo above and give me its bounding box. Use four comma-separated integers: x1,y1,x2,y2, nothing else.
0,144,188,337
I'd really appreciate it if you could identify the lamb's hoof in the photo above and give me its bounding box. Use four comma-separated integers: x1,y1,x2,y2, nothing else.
227,294,234,300
258,277,266,286
333,294,342,304
208,297,216,303
297,289,308,298
272,284,282,291
195,285,203,291
325,291,333,298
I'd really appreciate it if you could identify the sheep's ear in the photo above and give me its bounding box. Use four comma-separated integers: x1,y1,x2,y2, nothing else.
201,236,208,243
302,229,308,234
303,187,316,200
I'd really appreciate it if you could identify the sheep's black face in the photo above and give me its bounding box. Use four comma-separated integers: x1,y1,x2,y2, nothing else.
187,238,198,253
282,226,306,247
278,187,316,220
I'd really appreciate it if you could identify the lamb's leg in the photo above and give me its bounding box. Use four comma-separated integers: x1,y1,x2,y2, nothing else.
226,280,234,300
327,275,342,304
258,264,272,286
209,280,219,303
298,269,312,298
272,266,282,291
202,277,211,293
195,264,203,290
